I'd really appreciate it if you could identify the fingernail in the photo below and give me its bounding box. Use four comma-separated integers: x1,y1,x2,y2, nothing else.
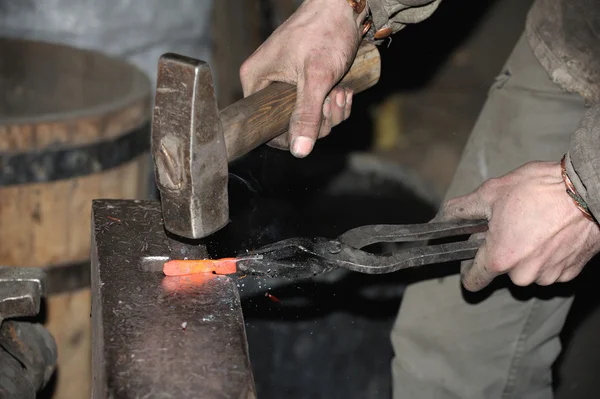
291,137,315,158
336,91,346,108
323,97,332,118
346,91,353,105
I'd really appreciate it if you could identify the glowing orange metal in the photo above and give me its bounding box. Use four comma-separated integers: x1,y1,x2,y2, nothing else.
163,258,238,276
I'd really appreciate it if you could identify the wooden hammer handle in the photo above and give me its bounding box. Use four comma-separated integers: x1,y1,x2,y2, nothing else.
220,43,381,161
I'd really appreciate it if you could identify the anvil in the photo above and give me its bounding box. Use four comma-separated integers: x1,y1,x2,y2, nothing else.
91,199,256,398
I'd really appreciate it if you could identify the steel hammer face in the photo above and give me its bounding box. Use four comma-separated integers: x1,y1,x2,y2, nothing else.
152,54,229,239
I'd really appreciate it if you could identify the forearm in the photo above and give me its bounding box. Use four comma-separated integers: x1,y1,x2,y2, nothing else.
566,105,600,221
366,0,442,40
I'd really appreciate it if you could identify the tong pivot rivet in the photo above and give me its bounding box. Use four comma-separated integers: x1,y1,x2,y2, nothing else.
328,242,342,254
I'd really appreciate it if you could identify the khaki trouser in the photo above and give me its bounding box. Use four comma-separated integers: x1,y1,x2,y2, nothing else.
391,34,587,399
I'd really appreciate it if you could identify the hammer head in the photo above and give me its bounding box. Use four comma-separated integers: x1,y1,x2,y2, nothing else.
152,54,229,239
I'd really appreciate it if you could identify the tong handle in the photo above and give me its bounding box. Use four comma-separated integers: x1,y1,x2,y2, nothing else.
236,220,489,278
338,219,488,249
331,238,485,274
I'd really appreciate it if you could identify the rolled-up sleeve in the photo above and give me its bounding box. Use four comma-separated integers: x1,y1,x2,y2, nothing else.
567,105,600,220
366,0,442,39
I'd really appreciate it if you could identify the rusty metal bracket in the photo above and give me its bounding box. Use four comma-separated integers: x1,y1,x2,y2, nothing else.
0,267,57,398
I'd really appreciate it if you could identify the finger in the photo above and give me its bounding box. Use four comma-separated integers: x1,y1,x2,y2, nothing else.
344,89,353,120
268,87,334,149
267,134,290,150
318,97,333,139
535,267,562,286
289,70,335,158
556,258,587,283
557,267,581,283
507,265,538,287
329,87,347,127
461,240,499,292
270,83,320,149
459,232,485,281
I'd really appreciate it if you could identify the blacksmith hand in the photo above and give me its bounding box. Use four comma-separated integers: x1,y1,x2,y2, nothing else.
433,161,600,292
239,0,366,158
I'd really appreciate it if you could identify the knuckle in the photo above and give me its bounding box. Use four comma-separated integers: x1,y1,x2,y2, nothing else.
510,271,534,286
239,63,259,93
487,255,508,273
477,179,502,209
557,269,577,283
536,275,557,286
239,59,253,81
480,178,500,193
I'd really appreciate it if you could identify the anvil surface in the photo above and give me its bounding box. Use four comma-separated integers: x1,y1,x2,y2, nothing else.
91,199,256,399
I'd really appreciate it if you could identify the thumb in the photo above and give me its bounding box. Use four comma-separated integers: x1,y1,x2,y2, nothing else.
433,191,491,223
289,73,334,158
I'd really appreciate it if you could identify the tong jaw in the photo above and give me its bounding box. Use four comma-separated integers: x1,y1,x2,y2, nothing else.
236,238,339,279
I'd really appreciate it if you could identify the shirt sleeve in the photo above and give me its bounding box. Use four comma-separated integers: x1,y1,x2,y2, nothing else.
567,105,600,220
365,0,442,41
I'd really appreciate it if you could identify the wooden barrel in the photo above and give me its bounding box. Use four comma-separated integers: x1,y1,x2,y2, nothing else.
0,38,151,398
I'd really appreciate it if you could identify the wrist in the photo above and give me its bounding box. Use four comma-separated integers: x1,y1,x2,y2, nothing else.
560,154,598,225
344,0,372,37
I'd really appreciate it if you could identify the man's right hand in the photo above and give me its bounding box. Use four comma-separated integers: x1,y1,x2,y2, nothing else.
240,0,366,158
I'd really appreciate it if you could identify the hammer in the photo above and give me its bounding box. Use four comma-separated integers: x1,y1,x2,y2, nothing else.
152,43,381,239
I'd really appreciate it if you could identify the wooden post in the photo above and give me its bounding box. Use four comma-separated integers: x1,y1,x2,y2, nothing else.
211,0,264,108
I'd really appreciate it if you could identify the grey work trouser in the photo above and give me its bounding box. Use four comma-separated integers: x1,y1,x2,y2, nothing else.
391,34,587,399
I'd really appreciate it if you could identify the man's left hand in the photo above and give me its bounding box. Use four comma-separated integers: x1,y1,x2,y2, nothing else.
435,161,600,292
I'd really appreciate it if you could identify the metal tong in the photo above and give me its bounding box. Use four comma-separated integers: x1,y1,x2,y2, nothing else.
235,219,488,279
